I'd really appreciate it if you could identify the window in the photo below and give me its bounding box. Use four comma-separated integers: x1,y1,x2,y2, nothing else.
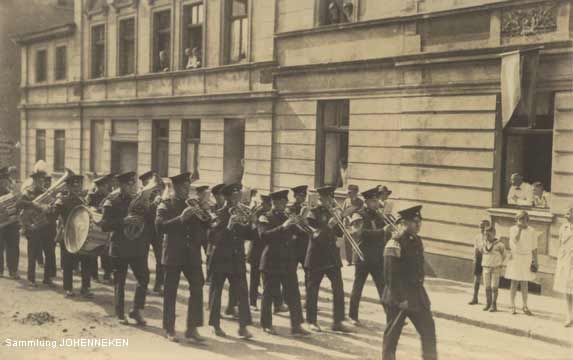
502,92,554,207
225,0,248,64
181,119,201,175
54,130,66,172
35,130,46,161
317,0,355,26
118,18,135,76
152,120,169,177
316,100,349,188
90,120,105,174
111,120,138,173
182,2,204,69
91,24,106,78
54,46,67,80
35,49,47,83
153,10,171,72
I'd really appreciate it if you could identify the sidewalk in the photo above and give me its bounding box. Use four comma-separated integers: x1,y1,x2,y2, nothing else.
329,265,573,348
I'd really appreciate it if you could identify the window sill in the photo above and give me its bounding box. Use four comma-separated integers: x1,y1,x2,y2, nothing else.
487,207,554,224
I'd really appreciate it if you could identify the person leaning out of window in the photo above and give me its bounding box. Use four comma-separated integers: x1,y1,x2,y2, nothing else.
553,207,573,327
532,182,551,209
185,47,201,69
507,173,533,206
505,210,538,315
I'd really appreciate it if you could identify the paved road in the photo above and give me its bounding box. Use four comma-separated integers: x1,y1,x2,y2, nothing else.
0,262,570,360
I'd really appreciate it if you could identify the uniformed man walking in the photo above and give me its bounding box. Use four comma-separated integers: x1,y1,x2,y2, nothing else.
348,187,388,325
305,186,351,333
52,175,93,297
156,172,206,343
258,190,310,336
208,183,253,339
0,167,20,279
381,205,437,360
100,172,149,326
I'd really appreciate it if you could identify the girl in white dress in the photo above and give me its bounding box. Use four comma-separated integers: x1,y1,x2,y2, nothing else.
553,207,573,327
506,210,538,315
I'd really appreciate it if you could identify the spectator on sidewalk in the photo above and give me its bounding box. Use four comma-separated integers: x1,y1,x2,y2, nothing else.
532,182,551,209
480,225,505,312
506,210,538,315
507,173,533,206
468,220,490,305
553,207,573,327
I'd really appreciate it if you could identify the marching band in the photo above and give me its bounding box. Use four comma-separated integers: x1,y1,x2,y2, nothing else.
0,162,436,359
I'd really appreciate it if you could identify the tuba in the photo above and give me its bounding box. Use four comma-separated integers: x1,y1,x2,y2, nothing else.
20,169,74,233
0,190,20,229
123,175,164,240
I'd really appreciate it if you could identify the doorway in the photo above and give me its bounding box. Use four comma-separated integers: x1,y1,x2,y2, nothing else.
223,118,245,184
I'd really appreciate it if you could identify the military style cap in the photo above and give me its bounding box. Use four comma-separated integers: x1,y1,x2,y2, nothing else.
378,185,392,196
347,184,359,193
291,185,308,195
397,205,423,222
211,183,225,195
169,172,191,185
260,194,271,202
65,175,84,187
195,185,210,193
222,183,242,197
30,170,47,179
270,190,289,201
93,174,112,185
361,187,379,200
115,171,136,184
139,170,155,183
0,167,8,179
316,186,336,197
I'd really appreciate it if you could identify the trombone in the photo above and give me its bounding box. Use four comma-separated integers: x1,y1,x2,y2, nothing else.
377,200,400,232
286,205,318,236
325,198,365,262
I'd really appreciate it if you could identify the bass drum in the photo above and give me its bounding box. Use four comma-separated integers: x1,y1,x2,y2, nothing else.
64,205,109,255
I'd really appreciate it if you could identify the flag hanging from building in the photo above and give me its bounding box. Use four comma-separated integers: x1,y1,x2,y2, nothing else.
501,48,541,128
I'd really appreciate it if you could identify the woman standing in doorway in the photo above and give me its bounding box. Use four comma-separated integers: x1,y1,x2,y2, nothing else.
505,210,538,315
553,207,573,327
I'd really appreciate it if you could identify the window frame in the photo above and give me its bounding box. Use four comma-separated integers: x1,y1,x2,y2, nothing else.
181,0,205,70
90,23,106,79
223,0,249,65
54,45,67,81
35,129,46,162
181,119,201,175
151,8,172,73
152,119,170,177
315,0,359,27
53,130,66,173
35,48,48,83
315,99,350,188
117,16,136,76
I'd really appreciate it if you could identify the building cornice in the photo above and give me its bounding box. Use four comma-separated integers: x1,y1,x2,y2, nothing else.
12,23,76,45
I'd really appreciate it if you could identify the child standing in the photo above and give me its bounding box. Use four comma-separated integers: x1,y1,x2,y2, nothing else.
481,226,505,312
469,220,490,305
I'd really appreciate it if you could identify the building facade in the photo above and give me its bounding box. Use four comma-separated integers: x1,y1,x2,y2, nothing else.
15,0,573,295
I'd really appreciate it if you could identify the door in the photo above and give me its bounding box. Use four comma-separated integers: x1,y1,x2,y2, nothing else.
111,142,138,173
223,118,245,184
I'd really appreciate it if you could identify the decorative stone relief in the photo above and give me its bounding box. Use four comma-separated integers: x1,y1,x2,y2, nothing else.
501,3,558,36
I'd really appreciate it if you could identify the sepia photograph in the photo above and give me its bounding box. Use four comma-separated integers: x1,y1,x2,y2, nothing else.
0,0,572,359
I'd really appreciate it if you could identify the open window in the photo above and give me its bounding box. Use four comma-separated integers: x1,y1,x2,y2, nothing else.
153,10,171,72
182,1,204,69
503,92,554,209
317,0,356,26
316,100,349,188
224,0,248,64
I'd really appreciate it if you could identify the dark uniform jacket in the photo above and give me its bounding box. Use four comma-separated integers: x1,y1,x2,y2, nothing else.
288,202,310,263
155,196,204,268
381,232,431,311
247,206,268,266
304,204,343,271
100,191,148,258
208,204,254,274
355,208,387,266
258,209,297,274
17,185,53,236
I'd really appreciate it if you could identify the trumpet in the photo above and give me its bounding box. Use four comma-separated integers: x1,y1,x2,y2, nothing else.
325,199,365,262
